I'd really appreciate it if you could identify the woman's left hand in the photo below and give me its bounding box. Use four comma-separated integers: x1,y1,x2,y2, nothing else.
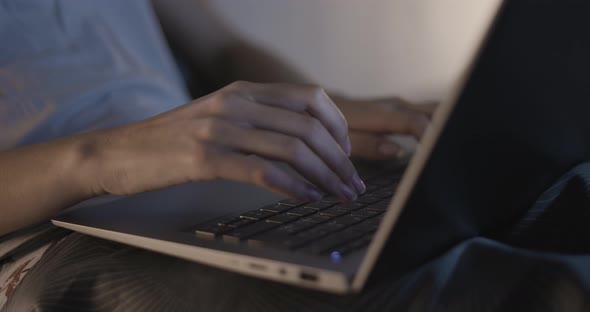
334,96,437,160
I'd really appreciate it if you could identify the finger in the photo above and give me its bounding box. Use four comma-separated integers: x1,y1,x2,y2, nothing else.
199,96,364,193
414,101,439,116
389,97,438,116
228,81,351,155
193,118,358,201
210,153,323,201
349,131,404,160
349,103,430,139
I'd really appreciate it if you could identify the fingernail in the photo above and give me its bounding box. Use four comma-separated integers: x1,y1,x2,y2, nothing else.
344,136,352,156
352,173,366,194
378,142,401,157
306,187,323,201
340,184,357,202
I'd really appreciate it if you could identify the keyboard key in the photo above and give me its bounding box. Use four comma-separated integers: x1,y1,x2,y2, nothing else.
227,218,255,228
309,222,347,234
276,220,316,235
216,216,242,226
278,199,309,207
346,220,380,234
367,205,387,212
195,223,232,238
303,202,334,210
319,207,350,217
223,222,280,242
286,207,316,217
320,195,340,203
297,223,346,239
333,203,365,211
332,215,364,226
295,227,332,240
240,210,276,220
266,214,299,224
350,208,382,219
366,200,390,211
355,195,381,205
301,214,331,224
260,203,293,213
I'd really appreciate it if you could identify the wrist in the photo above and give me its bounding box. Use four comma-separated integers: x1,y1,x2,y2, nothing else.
65,132,108,198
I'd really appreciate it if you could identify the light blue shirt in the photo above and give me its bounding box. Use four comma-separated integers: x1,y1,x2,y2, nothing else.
0,0,190,149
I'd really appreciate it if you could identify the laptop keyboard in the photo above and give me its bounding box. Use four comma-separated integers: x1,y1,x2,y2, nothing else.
194,170,401,258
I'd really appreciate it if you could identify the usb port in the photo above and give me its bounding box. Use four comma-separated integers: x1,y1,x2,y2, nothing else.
299,271,318,282
248,263,267,271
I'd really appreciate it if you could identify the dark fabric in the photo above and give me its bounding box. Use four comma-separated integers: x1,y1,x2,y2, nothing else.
0,223,70,264
4,164,590,311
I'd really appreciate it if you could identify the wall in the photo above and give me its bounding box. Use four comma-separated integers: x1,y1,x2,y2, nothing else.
210,0,502,102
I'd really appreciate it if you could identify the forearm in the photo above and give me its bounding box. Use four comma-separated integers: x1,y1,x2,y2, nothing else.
0,135,96,236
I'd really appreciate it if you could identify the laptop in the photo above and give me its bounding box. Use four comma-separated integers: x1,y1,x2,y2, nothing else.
52,0,590,294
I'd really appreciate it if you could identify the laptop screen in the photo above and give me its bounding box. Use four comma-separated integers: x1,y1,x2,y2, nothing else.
376,0,590,275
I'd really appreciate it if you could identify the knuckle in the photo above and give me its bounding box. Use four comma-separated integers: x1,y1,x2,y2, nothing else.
286,138,307,162
209,92,237,115
250,161,272,186
198,118,224,140
303,117,322,139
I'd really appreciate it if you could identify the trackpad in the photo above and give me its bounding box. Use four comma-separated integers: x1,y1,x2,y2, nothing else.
54,180,282,233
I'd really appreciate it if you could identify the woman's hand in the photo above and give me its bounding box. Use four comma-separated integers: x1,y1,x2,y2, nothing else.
82,81,366,202
334,96,437,160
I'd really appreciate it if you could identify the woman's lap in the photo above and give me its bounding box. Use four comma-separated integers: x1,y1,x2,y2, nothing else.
9,231,590,312
4,233,386,311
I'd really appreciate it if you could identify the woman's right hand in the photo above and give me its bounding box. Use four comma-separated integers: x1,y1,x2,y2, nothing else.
80,81,366,202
